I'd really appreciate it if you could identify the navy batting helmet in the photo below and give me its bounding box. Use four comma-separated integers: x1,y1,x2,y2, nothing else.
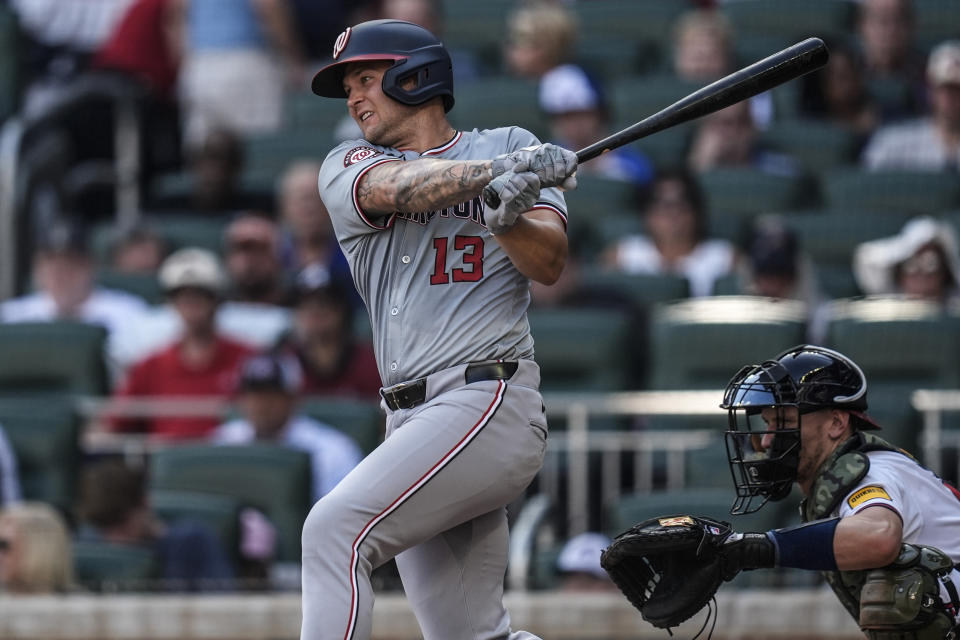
311,20,455,113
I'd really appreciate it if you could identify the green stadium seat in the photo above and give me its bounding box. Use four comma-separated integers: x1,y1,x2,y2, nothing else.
146,214,231,255
647,296,808,390
627,124,693,171
822,169,960,215
448,76,546,140
284,89,349,134
577,267,690,310
720,0,856,42
298,396,384,454
574,0,687,47
825,297,960,452
150,489,244,566
612,76,704,130
150,445,312,562
528,308,635,392
0,322,109,396
242,130,331,182
914,0,960,51
698,169,811,240
0,398,80,513
73,541,159,592
95,269,164,305
0,5,18,121
440,0,516,68
760,120,863,171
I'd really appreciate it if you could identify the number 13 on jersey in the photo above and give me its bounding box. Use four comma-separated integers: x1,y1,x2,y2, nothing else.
430,235,484,285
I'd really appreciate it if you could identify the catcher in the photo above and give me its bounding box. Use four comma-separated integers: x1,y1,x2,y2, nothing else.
602,345,960,639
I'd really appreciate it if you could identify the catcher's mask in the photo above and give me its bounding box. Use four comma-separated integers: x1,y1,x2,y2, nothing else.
720,344,876,514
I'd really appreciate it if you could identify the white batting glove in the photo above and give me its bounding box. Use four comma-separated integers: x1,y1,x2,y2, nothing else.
492,143,578,190
485,170,540,235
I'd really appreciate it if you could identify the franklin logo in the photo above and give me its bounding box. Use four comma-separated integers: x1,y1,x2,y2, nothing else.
344,146,381,167
333,27,352,59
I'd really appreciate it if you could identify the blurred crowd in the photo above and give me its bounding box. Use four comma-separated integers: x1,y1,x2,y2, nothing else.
0,0,959,594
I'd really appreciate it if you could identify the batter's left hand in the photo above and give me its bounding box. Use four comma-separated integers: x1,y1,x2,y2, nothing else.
492,144,578,190
485,169,540,235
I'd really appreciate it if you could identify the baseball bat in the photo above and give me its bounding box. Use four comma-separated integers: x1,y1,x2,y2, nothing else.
483,37,829,209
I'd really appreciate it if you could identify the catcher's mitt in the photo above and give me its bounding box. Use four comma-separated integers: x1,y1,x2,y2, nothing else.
600,515,733,630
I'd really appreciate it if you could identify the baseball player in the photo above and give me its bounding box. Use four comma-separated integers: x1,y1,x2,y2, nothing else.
301,19,577,640
716,345,960,638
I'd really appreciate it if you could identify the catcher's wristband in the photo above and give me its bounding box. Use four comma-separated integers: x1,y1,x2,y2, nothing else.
768,517,839,571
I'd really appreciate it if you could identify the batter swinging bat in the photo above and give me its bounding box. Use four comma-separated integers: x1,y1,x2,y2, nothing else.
483,37,829,209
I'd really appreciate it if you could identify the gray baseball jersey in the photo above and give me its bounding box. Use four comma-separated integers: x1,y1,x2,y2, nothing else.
301,127,566,640
317,127,567,386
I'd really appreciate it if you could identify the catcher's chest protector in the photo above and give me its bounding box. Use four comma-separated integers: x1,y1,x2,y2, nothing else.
803,434,958,639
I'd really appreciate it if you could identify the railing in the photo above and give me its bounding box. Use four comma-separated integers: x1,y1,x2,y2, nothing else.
911,389,960,480
0,73,144,300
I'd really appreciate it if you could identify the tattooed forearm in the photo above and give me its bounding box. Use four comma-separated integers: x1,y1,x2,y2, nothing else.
358,159,493,215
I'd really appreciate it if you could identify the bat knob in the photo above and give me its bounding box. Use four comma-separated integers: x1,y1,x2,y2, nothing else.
482,184,501,210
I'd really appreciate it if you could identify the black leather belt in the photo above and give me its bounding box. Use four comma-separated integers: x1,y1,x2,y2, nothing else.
380,361,519,411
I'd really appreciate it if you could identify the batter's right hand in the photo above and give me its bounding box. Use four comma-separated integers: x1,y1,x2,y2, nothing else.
492,143,577,190
485,169,540,235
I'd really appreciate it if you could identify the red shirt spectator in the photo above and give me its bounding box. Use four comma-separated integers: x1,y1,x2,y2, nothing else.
109,247,254,439
112,336,253,439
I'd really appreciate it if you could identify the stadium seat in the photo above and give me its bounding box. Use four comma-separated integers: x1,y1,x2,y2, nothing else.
146,214,231,256
298,396,385,454
0,322,109,396
528,307,635,392
242,129,332,183
698,169,811,240
914,0,960,51
574,0,686,48
73,541,159,592
760,120,863,172
95,269,164,305
150,489,244,567
825,297,960,452
150,445,312,562
627,124,693,171
647,296,808,390
612,76,704,130
283,89,349,134
720,0,856,42
576,267,690,311
440,0,516,68
822,169,960,215
778,209,914,298
0,4,18,121
448,76,546,140
0,397,80,513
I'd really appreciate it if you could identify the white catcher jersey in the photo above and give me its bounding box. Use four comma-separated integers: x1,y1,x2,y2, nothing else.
318,128,567,387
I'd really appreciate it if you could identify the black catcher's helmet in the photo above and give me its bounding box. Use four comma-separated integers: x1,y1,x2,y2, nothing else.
720,344,877,514
311,20,455,113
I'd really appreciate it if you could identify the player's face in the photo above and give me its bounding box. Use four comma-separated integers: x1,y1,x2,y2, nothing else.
343,61,416,147
757,406,835,492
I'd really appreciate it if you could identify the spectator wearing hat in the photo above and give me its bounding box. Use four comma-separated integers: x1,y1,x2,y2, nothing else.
109,248,255,440
554,532,616,593
0,219,148,338
0,502,74,594
274,265,380,400
212,353,364,503
863,40,960,171
853,216,960,303
539,64,653,188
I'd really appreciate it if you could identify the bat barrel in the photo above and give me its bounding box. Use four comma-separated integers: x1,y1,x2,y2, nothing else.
576,37,829,163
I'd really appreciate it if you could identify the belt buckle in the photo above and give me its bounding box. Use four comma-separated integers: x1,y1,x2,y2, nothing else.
381,378,427,410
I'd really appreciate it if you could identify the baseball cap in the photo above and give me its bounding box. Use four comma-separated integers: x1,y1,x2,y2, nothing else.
539,64,606,115
556,532,612,580
236,353,302,394
158,247,227,295
35,219,89,255
747,220,799,277
927,40,960,86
